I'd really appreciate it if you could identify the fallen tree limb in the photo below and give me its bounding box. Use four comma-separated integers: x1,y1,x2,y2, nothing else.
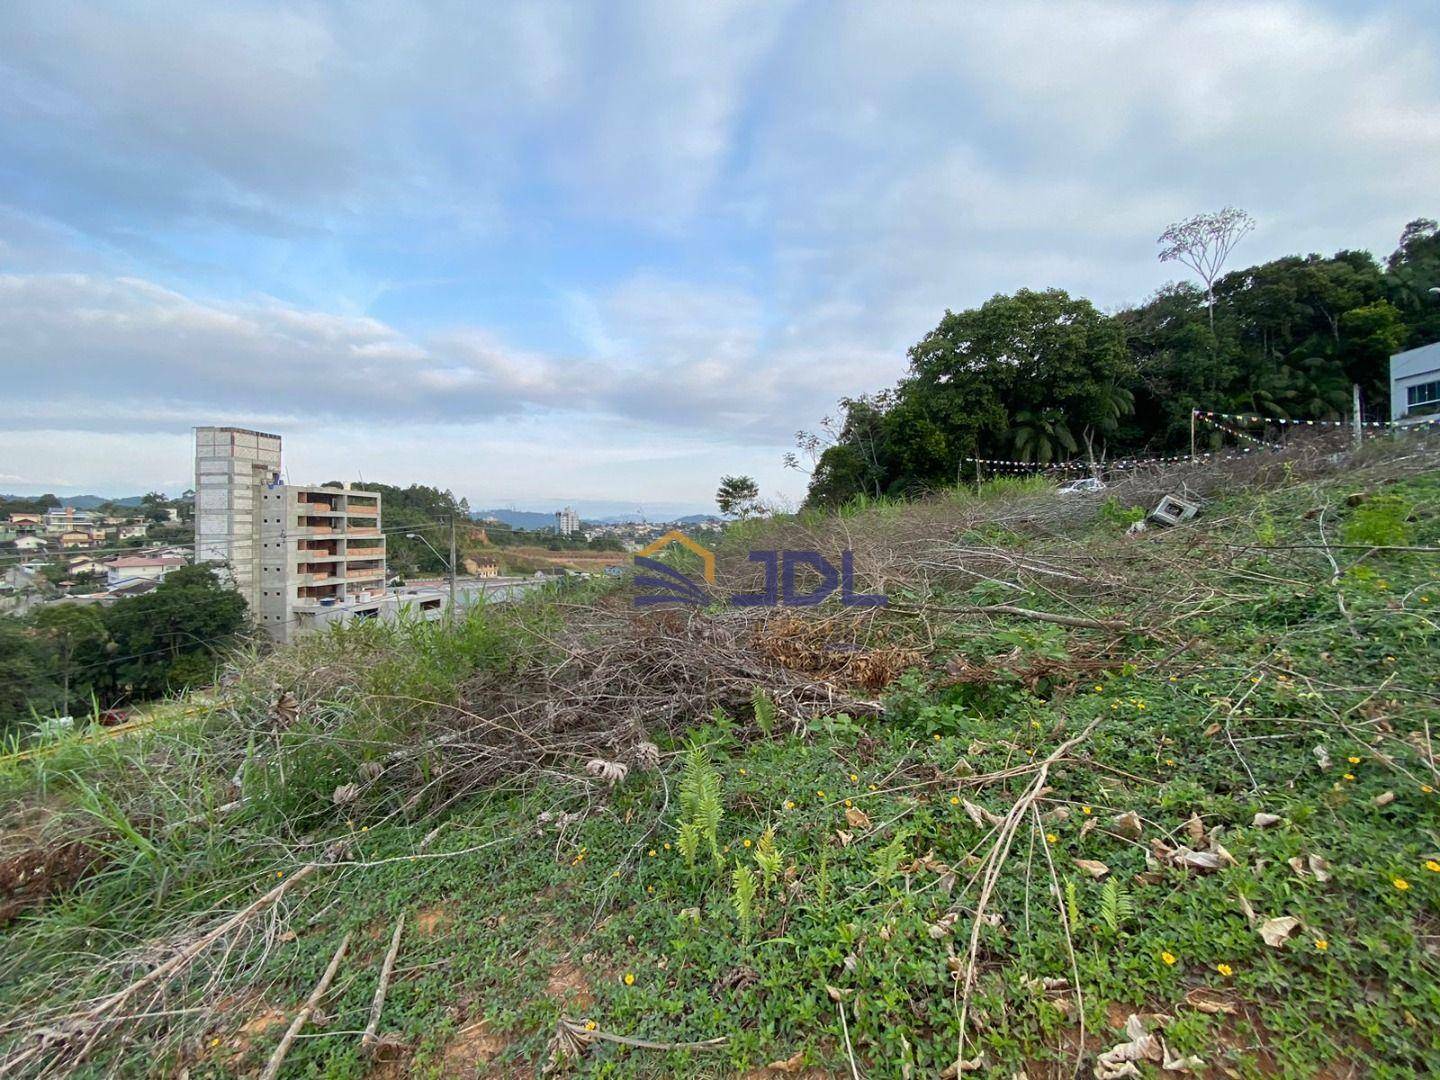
261,931,352,1080
361,914,405,1053
917,602,1128,632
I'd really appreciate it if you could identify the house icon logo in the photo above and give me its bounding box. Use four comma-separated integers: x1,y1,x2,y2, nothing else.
632,530,714,606
630,530,886,609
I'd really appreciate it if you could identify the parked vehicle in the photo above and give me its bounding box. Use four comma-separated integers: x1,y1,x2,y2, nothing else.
1057,477,1106,495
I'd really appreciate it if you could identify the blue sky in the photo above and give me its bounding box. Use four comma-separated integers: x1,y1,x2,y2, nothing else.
2,1,1438,514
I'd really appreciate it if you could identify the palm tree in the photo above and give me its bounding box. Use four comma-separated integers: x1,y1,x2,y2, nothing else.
1011,409,1078,465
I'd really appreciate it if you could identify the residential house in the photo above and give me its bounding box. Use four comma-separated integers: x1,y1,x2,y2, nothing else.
105,555,185,587
115,523,149,541
463,556,500,578
13,535,47,553
67,556,109,578
59,531,98,549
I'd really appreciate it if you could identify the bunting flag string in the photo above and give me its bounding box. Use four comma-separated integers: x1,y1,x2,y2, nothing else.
1194,409,1440,430
964,448,1258,472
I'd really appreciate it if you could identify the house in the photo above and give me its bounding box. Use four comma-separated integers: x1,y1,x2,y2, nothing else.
105,555,185,587
107,577,162,598
59,530,98,549
115,523,149,541
13,535,47,552
8,512,43,528
67,556,108,578
1390,341,1440,424
463,556,500,578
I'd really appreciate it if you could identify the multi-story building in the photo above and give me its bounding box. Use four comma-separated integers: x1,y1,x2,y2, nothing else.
555,506,580,536
1390,341,1440,425
193,426,436,643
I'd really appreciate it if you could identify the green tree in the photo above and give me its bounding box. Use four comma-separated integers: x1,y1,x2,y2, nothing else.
716,476,761,517
1011,408,1078,465
31,605,112,711
0,619,63,730
103,565,247,696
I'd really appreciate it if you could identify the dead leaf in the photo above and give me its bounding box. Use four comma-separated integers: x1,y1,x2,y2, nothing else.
939,1054,984,1077
963,799,1002,828
1373,791,1395,807
1074,858,1111,879
1184,987,1237,1015
1313,744,1331,771
1252,812,1282,828
1079,817,1097,839
1171,847,1223,872
1308,854,1332,882
1236,894,1257,924
927,912,959,939
1096,1014,1164,1080
332,783,360,806
844,807,872,829
765,1049,807,1072
1185,813,1205,846
824,985,853,1002
835,830,853,847
1259,915,1301,947
1112,811,1143,839
1203,722,1221,737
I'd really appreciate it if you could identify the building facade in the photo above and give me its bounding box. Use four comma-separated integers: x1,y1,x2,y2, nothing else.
1390,341,1440,424
555,506,580,536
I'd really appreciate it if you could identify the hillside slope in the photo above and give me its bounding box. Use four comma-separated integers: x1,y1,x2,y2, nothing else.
2,439,1439,1078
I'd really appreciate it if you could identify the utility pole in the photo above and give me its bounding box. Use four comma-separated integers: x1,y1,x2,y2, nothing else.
1352,383,1363,449
1190,408,1197,461
448,516,458,623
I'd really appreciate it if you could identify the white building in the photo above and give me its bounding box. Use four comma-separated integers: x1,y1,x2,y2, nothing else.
105,555,185,587
555,506,581,536
1390,341,1440,424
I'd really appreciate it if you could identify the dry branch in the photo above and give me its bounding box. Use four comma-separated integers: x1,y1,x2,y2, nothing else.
260,931,351,1080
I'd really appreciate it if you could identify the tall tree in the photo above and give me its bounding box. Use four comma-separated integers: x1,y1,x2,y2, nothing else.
1158,207,1255,333
716,476,761,517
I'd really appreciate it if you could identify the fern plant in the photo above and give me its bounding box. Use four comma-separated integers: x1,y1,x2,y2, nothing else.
732,861,758,939
677,821,702,876
677,742,724,869
753,826,782,887
751,688,776,737
1098,878,1134,936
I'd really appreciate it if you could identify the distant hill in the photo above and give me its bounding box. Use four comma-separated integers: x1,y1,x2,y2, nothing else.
472,509,557,531
1,494,145,509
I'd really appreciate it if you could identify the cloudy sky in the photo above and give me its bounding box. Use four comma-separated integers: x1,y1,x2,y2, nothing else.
2,1,1437,513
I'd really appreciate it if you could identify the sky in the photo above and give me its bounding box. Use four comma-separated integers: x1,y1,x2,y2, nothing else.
2,0,1438,515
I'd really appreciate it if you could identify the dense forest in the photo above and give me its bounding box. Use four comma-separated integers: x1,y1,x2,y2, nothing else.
801,216,1440,507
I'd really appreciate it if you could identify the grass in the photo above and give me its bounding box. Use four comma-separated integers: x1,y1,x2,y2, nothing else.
2,456,1440,1076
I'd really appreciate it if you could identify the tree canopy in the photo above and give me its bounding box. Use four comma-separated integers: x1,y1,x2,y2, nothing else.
802,218,1439,507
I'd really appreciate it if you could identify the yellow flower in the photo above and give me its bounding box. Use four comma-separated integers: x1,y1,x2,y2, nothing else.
663,842,671,850
646,884,654,894
816,790,826,799
1045,833,1058,844
1343,773,1355,782
743,838,752,848
1393,877,1411,891
1314,939,1329,951
1161,951,1177,966
210,1037,221,1047
844,799,852,808
933,734,942,741
950,795,961,805
647,849,656,857
1426,860,1440,873
1093,684,1105,692
1081,806,1092,815
623,972,635,986
1217,963,1233,977
1347,756,1361,764
849,773,859,783
738,768,747,776
1422,785,1435,794
276,871,284,878
584,1020,597,1031
1164,758,1176,766
868,784,878,791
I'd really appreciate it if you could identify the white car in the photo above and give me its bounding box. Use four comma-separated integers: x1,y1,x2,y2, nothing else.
1057,477,1106,495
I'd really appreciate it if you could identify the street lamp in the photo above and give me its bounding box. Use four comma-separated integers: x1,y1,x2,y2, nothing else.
404,524,458,620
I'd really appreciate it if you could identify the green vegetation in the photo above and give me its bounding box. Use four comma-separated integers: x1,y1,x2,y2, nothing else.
0,565,246,732
801,216,1440,506
2,447,1439,1077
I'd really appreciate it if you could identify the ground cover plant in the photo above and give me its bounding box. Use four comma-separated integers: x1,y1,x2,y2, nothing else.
1,436,1438,1077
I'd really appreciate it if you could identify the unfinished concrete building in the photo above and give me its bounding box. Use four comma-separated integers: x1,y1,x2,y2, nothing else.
194,427,413,642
